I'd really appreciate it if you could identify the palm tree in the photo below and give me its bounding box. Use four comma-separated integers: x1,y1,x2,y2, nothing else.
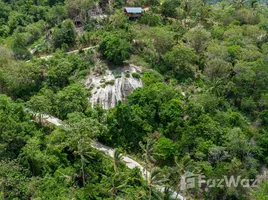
233,0,246,10
173,155,201,199
139,139,157,184
74,138,95,186
108,172,132,197
147,167,168,200
113,149,123,172
180,0,191,19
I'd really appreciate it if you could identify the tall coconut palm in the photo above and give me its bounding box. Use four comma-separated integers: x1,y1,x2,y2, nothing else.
139,139,157,184
108,172,132,197
233,0,246,10
180,0,191,19
74,138,95,186
173,155,201,199
113,148,123,172
147,167,168,200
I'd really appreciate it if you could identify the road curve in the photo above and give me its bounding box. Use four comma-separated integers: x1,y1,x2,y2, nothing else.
38,114,185,200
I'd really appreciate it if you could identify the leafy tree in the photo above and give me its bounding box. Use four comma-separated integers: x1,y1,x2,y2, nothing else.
65,0,96,22
55,84,88,119
108,10,128,29
141,70,163,86
256,129,268,164
0,160,30,199
1,61,41,99
99,36,131,65
211,26,225,40
27,88,55,121
0,1,11,22
154,137,175,163
161,0,180,18
46,60,74,88
46,5,67,26
52,19,77,49
7,11,31,34
139,11,161,27
204,59,232,79
0,95,38,159
11,32,32,60
183,27,210,54
163,44,198,80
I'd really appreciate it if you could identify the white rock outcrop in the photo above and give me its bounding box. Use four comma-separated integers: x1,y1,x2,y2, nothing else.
85,65,143,109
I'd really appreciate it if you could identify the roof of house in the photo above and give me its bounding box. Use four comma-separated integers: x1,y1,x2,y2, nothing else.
124,7,142,13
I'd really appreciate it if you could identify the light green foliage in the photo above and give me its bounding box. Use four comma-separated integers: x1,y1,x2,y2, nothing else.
1,61,41,99
132,26,176,66
141,70,163,86
139,11,161,27
108,10,128,29
211,26,225,40
11,32,32,60
65,0,96,22
250,181,268,200
163,44,198,80
183,26,210,54
46,5,67,26
210,2,236,26
27,88,54,116
56,84,88,119
154,137,175,162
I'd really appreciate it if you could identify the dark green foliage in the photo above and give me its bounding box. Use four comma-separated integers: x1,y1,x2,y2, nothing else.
132,72,140,79
99,36,131,65
161,0,180,18
0,95,38,159
0,160,30,199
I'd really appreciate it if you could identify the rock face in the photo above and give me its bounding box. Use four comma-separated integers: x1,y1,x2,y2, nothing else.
85,65,143,109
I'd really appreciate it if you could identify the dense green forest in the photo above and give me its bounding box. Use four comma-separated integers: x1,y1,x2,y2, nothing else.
1,0,268,199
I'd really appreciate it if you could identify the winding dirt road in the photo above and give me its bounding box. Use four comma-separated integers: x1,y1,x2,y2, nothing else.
39,114,184,200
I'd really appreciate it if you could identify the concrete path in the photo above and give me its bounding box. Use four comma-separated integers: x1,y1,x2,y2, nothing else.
36,113,184,200
29,45,97,61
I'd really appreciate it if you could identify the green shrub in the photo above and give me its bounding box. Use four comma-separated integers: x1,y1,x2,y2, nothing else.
105,80,115,85
132,72,140,79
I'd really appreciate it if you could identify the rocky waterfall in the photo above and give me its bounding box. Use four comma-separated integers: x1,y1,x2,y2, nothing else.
85,65,143,109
